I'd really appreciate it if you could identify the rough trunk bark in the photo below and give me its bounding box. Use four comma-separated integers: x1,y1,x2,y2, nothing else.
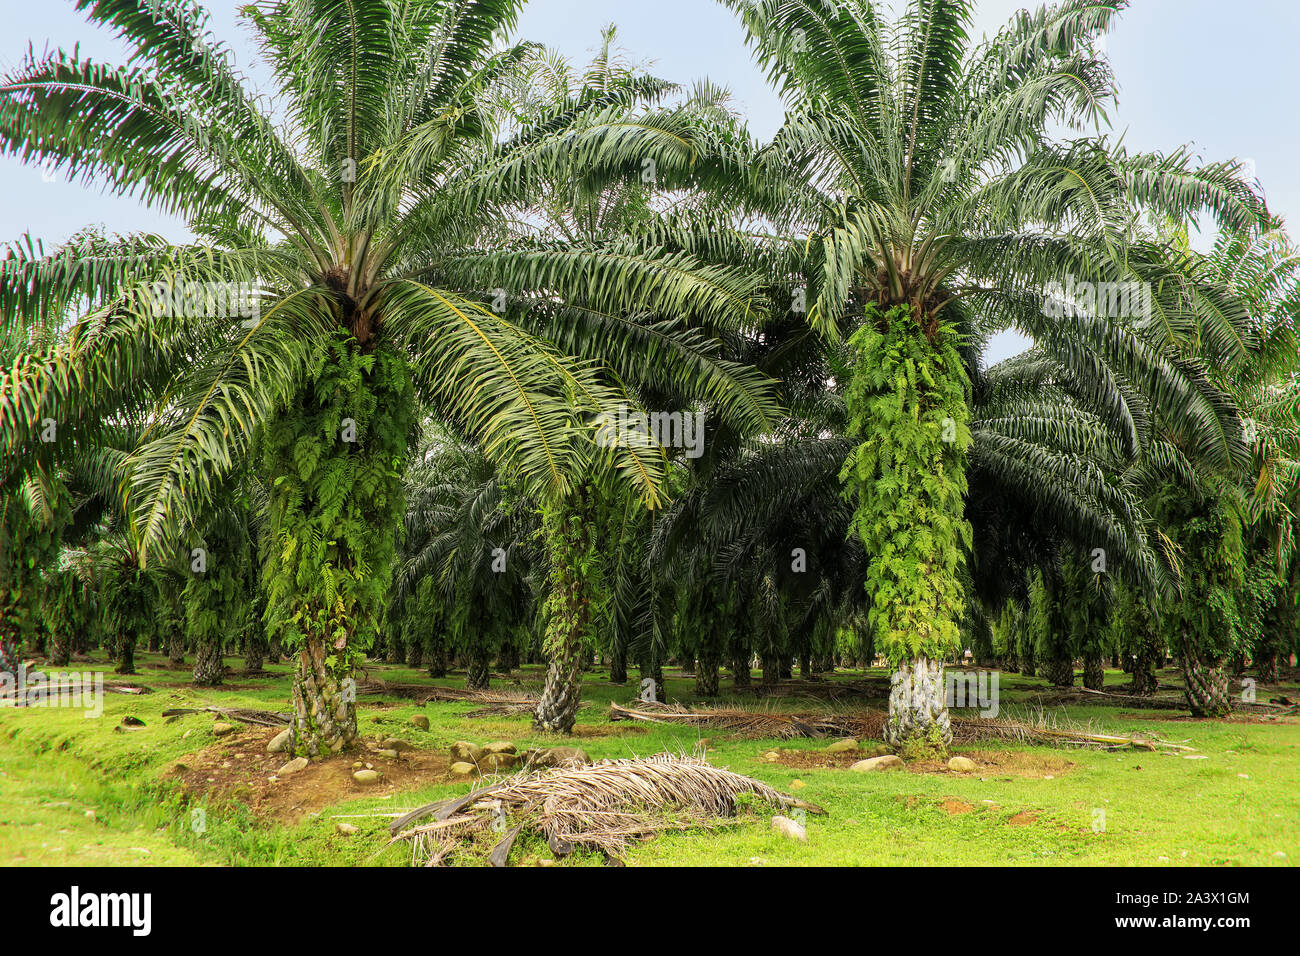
1130,644,1159,696
425,645,447,679
466,650,492,691
386,634,404,664
884,656,952,757
609,646,628,685
193,641,224,685
1043,656,1074,687
244,633,264,674
696,651,720,698
731,654,751,691
496,644,519,674
50,631,72,667
1257,653,1277,684
533,640,584,733
405,639,423,669
290,635,356,756
115,637,136,675
167,631,185,666
761,654,779,687
1082,654,1105,691
1180,650,1231,717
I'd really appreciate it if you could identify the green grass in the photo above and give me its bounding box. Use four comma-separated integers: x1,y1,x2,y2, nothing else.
1,652,1296,866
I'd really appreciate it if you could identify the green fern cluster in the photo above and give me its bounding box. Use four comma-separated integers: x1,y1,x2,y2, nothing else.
261,331,414,679
841,305,972,666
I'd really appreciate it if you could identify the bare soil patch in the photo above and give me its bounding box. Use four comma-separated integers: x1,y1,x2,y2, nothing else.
165,727,451,824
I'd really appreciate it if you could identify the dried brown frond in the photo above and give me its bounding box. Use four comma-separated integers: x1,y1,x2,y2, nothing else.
386,753,821,866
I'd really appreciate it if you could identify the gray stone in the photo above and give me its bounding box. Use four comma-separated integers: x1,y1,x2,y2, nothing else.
449,761,477,776
850,754,903,772
277,757,308,776
267,729,292,753
212,722,236,736
449,741,484,763
352,769,381,785
947,756,977,773
408,714,430,731
482,740,517,755
825,738,859,754
336,822,359,835
771,815,807,841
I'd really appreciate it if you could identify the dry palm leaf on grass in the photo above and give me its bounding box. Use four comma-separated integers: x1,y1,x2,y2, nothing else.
610,700,885,739
609,702,1192,751
354,679,539,715
386,753,824,866
160,706,290,726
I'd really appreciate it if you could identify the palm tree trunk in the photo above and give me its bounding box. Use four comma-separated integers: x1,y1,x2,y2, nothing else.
496,643,519,674
1257,653,1277,684
1130,647,1159,696
115,636,136,675
193,641,224,685
533,490,600,734
405,639,423,669
50,631,72,667
696,650,720,697
290,635,356,756
1082,654,1104,691
1180,649,1231,717
609,646,627,684
244,633,265,674
884,656,952,757
1043,656,1074,687
167,631,185,666
386,633,404,664
466,649,492,691
731,653,751,691
534,641,583,732
425,643,447,679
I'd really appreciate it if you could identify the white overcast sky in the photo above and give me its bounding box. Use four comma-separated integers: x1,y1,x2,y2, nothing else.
2,0,1296,364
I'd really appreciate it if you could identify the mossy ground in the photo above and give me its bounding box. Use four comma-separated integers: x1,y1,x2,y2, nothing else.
1,652,1296,866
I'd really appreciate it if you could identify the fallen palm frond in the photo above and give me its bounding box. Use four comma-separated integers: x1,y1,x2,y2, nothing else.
160,706,290,726
610,700,883,739
0,679,152,701
386,753,823,866
609,702,1192,751
1053,687,1187,709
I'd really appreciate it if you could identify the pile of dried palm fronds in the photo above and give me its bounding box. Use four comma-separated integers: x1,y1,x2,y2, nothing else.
161,706,290,726
610,702,1192,752
386,753,822,866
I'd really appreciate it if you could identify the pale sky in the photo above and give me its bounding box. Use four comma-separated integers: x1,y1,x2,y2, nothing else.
2,0,1296,364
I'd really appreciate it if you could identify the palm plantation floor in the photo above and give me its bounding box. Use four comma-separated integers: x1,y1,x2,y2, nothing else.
1,654,1296,866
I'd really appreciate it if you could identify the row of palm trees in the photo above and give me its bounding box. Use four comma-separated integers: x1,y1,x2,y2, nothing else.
2,0,1296,755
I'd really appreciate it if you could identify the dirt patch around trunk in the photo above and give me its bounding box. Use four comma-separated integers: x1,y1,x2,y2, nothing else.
165,727,451,825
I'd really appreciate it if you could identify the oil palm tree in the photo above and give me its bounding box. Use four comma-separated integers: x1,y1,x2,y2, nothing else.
720,0,1267,754
0,0,764,754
